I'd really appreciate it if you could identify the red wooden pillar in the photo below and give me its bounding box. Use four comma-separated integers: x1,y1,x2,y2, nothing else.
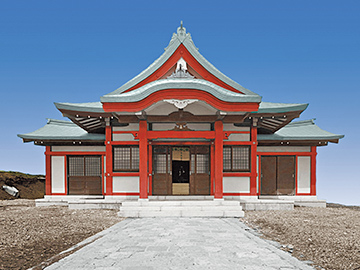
45,146,52,195
139,120,148,199
210,142,215,195
214,120,223,199
148,142,153,196
310,146,317,196
105,119,113,195
250,122,258,195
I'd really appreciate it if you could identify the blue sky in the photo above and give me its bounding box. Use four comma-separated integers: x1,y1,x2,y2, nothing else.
1,1,359,205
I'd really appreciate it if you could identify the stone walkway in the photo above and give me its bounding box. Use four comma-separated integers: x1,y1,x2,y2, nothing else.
45,218,314,270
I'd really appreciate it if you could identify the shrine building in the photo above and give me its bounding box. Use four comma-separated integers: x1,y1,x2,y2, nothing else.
18,24,343,214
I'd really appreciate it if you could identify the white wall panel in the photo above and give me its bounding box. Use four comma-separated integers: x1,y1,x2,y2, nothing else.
297,156,311,193
113,176,139,193
113,123,139,131
113,134,136,141
257,146,311,153
223,124,250,131
51,156,65,193
52,146,105,152
223,177,250,193
227,134,250,141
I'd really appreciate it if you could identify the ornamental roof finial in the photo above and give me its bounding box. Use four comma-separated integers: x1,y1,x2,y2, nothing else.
177,21,186,37
180,20,183,29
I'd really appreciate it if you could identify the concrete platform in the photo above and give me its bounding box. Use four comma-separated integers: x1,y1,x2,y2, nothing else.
44,218,315,270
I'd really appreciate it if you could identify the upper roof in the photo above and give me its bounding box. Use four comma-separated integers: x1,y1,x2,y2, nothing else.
18,119,105,142
101,24,261,103
258,119,344,143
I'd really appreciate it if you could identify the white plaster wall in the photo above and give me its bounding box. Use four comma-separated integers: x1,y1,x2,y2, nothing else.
223,124,250,131
186,123,211,131
51,156,65,193
297,156,311,193
256,156,259,193
223,177,250,193
152,123,176,130
52,146,106,152
257,146,311,152
103,157,106,193
113,176,139,193
113,134,136,141
227,134,250,141
185,101,217,115
113,123,139,131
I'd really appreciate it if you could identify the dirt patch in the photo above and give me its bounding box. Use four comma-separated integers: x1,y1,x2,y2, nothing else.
241,204,360,270
0,199,124,270
0,171,45,200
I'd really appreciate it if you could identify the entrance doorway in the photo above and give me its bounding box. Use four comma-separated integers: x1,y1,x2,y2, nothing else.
152,145,210,196
260,156,295,195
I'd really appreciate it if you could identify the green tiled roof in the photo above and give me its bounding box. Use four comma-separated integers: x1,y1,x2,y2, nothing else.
102,24,261,98
55,102,104,113
18,119,105,142
101,79,261,103
257,102,308,113
258,119,344,142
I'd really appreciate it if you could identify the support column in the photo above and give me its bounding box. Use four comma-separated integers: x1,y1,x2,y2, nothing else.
310,146,317,196
139,120,148,199
105,118,113,195
250,119,258,195
45,146,51,195
214,120,223,199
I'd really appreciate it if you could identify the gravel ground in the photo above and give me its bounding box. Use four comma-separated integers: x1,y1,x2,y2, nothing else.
241,205,360,270
1,200,359,270
0,199,123,270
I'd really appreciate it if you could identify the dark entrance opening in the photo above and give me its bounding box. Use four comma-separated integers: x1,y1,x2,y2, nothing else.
172,161,190,183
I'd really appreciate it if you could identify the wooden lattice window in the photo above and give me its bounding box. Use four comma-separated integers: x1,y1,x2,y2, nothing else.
113,146,139,172
68,156,101,176
196,154,209,174
223,146,250,172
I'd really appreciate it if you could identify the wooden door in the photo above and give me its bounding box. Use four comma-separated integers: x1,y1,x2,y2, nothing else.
260,156,277,195
68,156,102,195
190,146,210,195
277,156,295,195
260,155,295,195
152,146,172,195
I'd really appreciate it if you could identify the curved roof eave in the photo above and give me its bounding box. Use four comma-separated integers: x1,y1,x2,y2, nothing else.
258,119,344,142
18,119,105,142
101,79,261,103
256,102,308,114
103,25,259,97
54,102,105,113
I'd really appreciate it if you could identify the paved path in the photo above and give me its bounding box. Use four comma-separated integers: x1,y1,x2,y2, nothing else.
46,218,314,270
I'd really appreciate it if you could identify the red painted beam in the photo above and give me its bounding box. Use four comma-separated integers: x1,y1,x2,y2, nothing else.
147,130,215,140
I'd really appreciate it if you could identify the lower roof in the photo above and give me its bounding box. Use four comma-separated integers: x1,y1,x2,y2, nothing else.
18,118,343,145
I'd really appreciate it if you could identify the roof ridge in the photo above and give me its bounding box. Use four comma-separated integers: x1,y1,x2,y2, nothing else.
103,23,260,97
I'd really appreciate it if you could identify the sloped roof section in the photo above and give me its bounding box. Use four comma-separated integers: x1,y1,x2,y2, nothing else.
18,119,105,142
102,24,260,99
55,102,104,113
258,119,344,143
101,79,260,103
257,102,308,114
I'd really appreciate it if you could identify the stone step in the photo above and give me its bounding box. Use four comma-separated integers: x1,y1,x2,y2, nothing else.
122,200,240,207
119,200,244,218
118,209,244,218
149,195,214,201
68,200,122,210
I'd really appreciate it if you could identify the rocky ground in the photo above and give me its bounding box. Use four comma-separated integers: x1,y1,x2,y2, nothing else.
241,205,360,270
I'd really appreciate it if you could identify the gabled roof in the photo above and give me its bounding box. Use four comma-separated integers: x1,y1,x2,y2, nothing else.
258,119,344,143
257,102,308,114
54,102,104,113
18,119,105,142
101,24,261,101
101,79,260,103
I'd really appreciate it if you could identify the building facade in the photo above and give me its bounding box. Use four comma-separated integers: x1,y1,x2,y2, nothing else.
19,25,343,204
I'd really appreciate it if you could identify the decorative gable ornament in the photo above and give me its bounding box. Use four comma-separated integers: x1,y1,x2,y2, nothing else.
167,58,194,79
164,99,198,109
